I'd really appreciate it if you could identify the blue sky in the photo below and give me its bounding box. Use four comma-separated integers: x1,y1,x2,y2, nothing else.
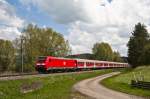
0,0,150,56
7,0,68,34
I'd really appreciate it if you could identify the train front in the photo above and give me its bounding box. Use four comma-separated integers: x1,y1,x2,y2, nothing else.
35,56,47,72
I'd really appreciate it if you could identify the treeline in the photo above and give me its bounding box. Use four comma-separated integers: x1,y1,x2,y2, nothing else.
66,42,123,62
128,23,150,68
0,24,71,73
92,22,150,68
1,22,149,73
92,42,123,62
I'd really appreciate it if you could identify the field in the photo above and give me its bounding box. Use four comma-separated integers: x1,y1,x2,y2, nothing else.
0,70,112,99
101,66,150,97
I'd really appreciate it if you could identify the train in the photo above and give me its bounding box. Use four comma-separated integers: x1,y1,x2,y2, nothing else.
35,56,129,73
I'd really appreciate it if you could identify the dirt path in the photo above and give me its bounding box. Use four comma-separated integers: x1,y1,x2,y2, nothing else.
73,72,145,99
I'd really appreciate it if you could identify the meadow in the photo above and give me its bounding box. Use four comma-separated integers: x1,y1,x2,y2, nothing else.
101,66,150,97
0,69,112,99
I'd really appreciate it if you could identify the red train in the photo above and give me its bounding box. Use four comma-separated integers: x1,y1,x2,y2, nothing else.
35,56,129,73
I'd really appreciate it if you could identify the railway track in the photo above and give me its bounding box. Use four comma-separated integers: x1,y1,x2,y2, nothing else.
0,72,38,78
0,70,104,81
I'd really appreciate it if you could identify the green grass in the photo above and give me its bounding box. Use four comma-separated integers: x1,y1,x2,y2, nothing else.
0,70,112,99
101,66,150,97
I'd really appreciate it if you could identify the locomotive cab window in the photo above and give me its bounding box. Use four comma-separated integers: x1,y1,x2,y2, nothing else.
37,56,47,62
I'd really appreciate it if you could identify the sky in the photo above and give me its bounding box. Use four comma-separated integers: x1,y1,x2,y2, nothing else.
0,0,150,56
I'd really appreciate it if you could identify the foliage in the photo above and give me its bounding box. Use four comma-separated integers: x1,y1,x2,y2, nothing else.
127,23,150,67
14,24,71,72
0,39,15,73
140,43,150,65
65,53,94,60
92,42,113,61
0,40,15,72
113,51,123,62
92,42,123,62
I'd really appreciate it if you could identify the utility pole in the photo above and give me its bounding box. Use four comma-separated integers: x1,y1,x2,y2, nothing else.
21,35,24,73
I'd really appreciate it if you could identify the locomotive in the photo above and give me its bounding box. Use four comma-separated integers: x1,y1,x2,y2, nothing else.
35,56,129,73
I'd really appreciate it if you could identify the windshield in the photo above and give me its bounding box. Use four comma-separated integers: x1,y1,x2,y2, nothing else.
37,56,47,63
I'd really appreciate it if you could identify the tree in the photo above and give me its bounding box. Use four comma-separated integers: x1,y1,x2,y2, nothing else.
113,51,123,62
127,23,149,67
14,24,71,72
92,42,113,61
0,39,15,72
140,43,150,65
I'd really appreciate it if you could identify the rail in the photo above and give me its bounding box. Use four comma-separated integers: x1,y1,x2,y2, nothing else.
0,72,38,78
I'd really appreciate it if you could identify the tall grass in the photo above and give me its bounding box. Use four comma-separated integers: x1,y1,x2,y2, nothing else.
101,66,150,97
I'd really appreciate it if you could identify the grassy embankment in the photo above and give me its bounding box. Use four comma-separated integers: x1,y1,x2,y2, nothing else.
101,66,150,97
0,69,112,99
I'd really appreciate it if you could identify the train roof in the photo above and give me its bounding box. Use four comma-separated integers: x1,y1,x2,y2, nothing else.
75,58,128,64
43,56,128,64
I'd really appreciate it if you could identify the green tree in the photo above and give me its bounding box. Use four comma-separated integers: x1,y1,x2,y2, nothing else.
113,51,123,62
0,39,15,73
92,42,113,61
15,24,71,72
140,43,150,65
127,23,149,67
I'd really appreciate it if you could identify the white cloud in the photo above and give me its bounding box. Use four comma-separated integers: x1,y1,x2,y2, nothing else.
0,0,24,40
20,0,150,56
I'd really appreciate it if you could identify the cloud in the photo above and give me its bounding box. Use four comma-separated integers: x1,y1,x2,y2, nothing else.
0,0,24,40
20,0,150,56
20,0,102,24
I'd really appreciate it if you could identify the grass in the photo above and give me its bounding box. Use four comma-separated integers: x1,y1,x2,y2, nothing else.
101,66,150,97
0,69,112,99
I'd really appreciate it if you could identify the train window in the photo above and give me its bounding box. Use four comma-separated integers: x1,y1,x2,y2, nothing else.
37,56,47,62
96,63,100,66
78,62,84,66
91,63,94,65
104,63,108,66
86,62,94,66
86,62,89,65
38,56,47,60
78,62,82,64
38,59,45,62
